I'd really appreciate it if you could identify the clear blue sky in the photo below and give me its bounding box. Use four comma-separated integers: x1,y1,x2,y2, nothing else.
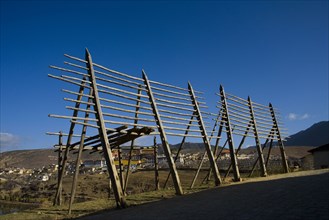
1,0,328,152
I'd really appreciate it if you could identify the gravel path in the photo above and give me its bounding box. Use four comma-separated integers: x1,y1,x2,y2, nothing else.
78,169,329,220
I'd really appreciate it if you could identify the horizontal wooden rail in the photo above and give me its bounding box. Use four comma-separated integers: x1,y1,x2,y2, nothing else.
72,120,100,129
64,98,95,106
96,83,149,99
46,132,89,138
62,89,94,99
100,99,153,111
98,89,151,105
64,61,88,70
149,79,203,95
66,106,96,114
64,54,87,63
48,74,91,89
48,114,98,122
50,65,88,77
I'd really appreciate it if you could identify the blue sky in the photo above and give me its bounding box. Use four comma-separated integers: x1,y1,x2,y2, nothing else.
0,0,328,152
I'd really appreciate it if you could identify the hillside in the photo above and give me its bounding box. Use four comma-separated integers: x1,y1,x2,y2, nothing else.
285,121,329,146
0,145,314,169
1,121,327,169
0,149,104,169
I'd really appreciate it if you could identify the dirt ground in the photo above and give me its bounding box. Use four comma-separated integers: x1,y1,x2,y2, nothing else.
77,169,329,220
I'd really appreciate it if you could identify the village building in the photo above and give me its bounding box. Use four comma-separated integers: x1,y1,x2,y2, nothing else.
308,143,329,169
219,149,230,159
301,154,314,170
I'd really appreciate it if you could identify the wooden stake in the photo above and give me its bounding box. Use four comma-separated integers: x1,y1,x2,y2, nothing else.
56,131,63,206
154,137,160,191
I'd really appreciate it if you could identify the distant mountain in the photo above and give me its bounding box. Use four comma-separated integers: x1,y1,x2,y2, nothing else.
285,121,329,147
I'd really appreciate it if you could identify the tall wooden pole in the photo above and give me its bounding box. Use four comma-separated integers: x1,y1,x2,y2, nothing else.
56,131,63,206
142,70,183,195
269,103,289,173
224,122,251,179
249,127,274,177
154,137,160,190
124,85,142,193
205,112,224,182
163,114,194,189
118,146,124,189
248,96,267,177
85,49,126,208
220,85,241,182
68,88,93,214
191,114,222,188
189,82,221,186
264,130,275,168
54,79,87,205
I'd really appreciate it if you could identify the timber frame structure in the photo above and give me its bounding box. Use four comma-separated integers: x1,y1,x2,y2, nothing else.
47,49,289,212
193,85,289,184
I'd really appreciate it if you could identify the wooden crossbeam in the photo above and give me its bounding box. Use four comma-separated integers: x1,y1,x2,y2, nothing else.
55,127,154,151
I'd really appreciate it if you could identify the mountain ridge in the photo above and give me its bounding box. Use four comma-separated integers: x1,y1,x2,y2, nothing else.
285,121,329,146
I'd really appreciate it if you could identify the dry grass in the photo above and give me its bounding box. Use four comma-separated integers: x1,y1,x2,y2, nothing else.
0,170,216,220
3,168,314,220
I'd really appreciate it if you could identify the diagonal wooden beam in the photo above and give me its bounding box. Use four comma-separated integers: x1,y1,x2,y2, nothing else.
68,87,94,214
124,85,142,193
220,85,241,182
56,132,63,206
224,121,252,179
142,70,183,195
189,82,221,186
163,114,195,189
53,77,87,206
191,110,222,188
269,103,289,173
248,96,267,177
249,127,275,177
85,48,126,208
